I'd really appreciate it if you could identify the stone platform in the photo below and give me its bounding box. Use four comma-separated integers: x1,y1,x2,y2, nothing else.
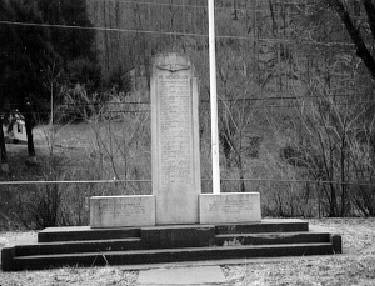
89,192,261,227
1,220,342,271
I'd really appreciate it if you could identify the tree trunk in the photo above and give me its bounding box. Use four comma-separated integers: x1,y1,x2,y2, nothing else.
0,116,7,163
239,169,245,192
24,101,36,161
329,183,337,216
340,136,346,216
238,154,245,192
220,132,231,167
329,148,337,216
25,122,35,157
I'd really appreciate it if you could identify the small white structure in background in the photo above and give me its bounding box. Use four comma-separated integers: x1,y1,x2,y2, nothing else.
2,111,27,144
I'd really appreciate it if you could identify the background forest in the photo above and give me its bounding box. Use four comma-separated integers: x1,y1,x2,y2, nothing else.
1,0,375,229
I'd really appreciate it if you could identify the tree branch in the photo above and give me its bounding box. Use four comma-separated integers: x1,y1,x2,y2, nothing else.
329,0,375,79
363,0,375,39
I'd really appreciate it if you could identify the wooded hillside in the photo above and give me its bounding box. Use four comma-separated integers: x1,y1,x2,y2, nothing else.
1,0,375,229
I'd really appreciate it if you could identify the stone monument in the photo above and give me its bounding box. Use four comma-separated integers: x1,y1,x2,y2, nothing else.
90,52,260,227
151,53,201,224
3,53,341,272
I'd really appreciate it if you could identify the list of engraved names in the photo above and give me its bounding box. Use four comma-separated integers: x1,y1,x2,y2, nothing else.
159,74,192,185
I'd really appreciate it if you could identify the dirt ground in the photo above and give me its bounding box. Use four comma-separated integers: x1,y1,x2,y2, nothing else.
0,218,375,286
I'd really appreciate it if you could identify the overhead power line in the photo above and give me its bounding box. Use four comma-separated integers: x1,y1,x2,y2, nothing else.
0,20,207,38
0,20,355,46
0,179,151,186
84,0,317,16
1,178,375,187
86,0,301,13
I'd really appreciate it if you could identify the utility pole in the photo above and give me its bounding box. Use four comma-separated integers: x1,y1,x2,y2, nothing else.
208,0,221,195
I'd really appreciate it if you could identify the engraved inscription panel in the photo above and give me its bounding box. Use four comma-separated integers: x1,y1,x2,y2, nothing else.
101,201,146,217
159,74,192,186
208,197,254,214
199,193,261,224
90,195,155,227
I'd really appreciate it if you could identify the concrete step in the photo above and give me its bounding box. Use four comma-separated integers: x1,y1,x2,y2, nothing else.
12,243,335,270
38,226,140,242
215,232,330,246
15,238,142,256
13,232,331,257
12,232,332,257
37,221,309,243
141,225,215,249
215,220,309,234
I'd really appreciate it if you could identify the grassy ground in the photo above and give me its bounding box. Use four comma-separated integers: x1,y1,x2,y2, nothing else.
0,218,375,285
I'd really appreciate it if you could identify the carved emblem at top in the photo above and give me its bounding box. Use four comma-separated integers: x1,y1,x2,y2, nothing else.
156,64,190,72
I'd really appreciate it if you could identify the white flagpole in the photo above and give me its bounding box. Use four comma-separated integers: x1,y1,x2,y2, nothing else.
208,0,220,195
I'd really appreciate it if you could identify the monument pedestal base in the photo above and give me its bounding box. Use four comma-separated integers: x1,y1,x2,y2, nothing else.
89,193,261,227
199,192,261,224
